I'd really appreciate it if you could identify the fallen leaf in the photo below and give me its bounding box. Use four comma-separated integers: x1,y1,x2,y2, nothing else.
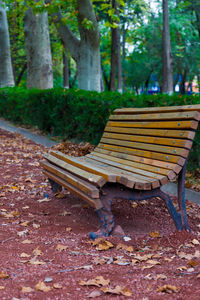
0,271,9,279
53,283,62,289
56,244,68,251
88,290,102,298
191,239,200,245
96,240,114,251
197,274,200,279
20,253,31,258
35,281,51,292
0,286,5,290
79,276,110,287
66,227,72,232
55,192,65,199
131,202,138,208
20,221,31,227
17,230,28,237
133,254,153,262
32,223,40,229
149,231,161,238
33,247,43,256
187,260,199,267
157,284,180,293
114,258,130,266
29,257,46,265
176,266,187,271
156,274,167,280
37,198,51,203
101,285,132,297
146,259,160,265
21,239,33,244
144,273,153,280
116,243,134,252
21,286,34,293
22,206,30,210
59,210,71,216
141,265,154,270
92,257,107,265
44,277,53,283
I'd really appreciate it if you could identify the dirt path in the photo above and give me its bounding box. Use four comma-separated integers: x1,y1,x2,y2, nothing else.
0,128,200,300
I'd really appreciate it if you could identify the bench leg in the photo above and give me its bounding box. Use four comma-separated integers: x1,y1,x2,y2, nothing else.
159,190,183,230
48,178,62,194
89,197,114,240
177,162,190,231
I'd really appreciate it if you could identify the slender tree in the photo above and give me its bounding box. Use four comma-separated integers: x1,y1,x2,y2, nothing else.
0,0,15,87
24,3,53,89
162,0,173,94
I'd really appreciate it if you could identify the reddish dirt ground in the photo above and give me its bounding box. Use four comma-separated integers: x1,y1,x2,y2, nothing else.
0,128,200,300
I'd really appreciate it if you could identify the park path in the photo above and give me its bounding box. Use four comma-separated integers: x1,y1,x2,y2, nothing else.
0,127,200,299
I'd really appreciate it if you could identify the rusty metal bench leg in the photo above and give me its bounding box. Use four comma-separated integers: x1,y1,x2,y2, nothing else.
48,178,62,194
177,161,190,231
89,197,114,240
159,190,183,230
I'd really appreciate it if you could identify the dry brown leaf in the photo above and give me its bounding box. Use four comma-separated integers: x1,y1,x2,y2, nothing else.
37,198,51,203
131,202,138,208
146,259,160,265
156,274,167,280
187,259,199,267
88,290,102,298
96,240,114,251
21,286,34,293
101,285,132,297
29,257,45,265
55,192,65,199
59,210,71,216
0,271,9,279
17,230,28,237
197,273,200,279
20,221,31,227
53,283,62,289
131,259,139,265
157,284,180,294
20,253,31,258
116,243,134,252
79,276,110,287
92,257,107,265
176,266,187,271
149,231,161,238
56,244,68,251
35,281,51,292
32,223,40,229
141,265,154,270
133,254,153,262
0,286,5,290
192,239,200,245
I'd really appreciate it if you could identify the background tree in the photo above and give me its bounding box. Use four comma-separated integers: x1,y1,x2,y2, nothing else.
0,0,14,87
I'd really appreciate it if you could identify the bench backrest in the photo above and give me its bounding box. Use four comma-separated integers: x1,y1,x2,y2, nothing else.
95,104,200,179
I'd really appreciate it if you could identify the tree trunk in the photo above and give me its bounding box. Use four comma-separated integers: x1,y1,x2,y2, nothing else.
63,48,69,89
24,6,53,89
110,0,122,93
162,0,173,94
0,1,15,87
180,70,187,94
54,0,101,91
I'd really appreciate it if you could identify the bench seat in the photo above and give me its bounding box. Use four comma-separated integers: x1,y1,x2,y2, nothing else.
41,104,200,239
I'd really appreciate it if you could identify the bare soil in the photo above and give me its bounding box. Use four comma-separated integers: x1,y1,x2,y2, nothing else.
0,128,200,300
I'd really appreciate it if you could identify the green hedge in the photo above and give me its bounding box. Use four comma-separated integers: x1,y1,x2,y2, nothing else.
0,87,199,168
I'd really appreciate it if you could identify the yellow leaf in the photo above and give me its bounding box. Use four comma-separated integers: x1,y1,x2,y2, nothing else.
157,284,180,293
0,271,9,279
97,240,114,251
35,281,51,292
53,283,62,289
56,244,68,251
149,231,161,238
20,253,31,258
66,227,72,232
187,259,199,267
79,276,110,287
21,286,34,293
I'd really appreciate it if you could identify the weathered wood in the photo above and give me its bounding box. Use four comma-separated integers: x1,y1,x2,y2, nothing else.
100,138,189,158
89,151,177,180
98,143,186,166
114,104,200,115
43,170,102,209
105,126,195,140
103,132,192,149
41,160,100,198
44,153,106,187
107,120,198,130
94,147,182,174
49,150,117,183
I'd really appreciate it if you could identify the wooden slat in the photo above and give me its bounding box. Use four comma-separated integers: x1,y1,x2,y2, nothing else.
105,126,195,140
49,151,116,183
94,147,182,174
44,153,106,187
103,132,192,149
114,104,200,114
84,156,161,190
43,170,102,209
109,111,200,122
98,143,186,166
89,151,176,180
107,120,198,130
87,153,167,181
41,160,99,199
100,137,189,158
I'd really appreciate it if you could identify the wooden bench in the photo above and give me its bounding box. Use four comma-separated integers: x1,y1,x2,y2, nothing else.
41,104,200,239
